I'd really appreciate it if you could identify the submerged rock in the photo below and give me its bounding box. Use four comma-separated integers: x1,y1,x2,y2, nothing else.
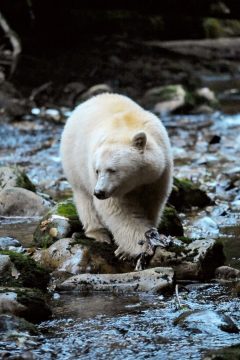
0,287,51,323
57,267,174,293
0,250,49,290
169,177,212,211
0,187,51,216
174,309,239,334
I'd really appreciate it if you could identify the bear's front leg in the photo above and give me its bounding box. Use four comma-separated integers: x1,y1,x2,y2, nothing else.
94,198,152,258
74,189,111,244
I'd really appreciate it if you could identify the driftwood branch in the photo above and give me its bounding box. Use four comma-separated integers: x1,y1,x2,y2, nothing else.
0,11,21,75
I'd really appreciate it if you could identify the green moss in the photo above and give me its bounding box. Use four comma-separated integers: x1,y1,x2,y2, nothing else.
55,199,79,220
158,205,184,237
169,177,212,211
0,251,50,290
15,169,36,192
33,199,82,248
203,18,225,38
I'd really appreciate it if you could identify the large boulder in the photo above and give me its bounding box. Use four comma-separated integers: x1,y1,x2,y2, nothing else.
0,187,51,216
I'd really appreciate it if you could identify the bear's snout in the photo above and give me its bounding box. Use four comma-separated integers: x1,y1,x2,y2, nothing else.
94,189,107,200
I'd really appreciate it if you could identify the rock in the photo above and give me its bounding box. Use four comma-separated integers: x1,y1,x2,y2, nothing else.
0,81,29,121
33,237,132,276
0,166,36,192
0,187,51,216
158,206,184,237
57,267,174,293
174,309,239,334
0,250,50,290
150,238,225,280
195,87,217,104
215,266,240,281
0,237,21,250
61,82,86,107
203,344,240,360
169,177,212,211
0,314,38,336
80,84,113,102
144,84,186,115
0,288,51,323
33,199,82,248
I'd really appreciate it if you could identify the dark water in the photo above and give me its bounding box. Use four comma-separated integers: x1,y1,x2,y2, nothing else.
0,107,240,358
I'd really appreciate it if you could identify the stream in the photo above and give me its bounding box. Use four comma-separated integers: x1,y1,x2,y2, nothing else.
0,102,240,358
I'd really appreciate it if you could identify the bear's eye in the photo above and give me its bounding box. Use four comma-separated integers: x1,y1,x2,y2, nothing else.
95,169,99,175
107,169,116,174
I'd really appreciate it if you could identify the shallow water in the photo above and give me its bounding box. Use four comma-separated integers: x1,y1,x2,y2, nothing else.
0,110,240,358
1,284,239,360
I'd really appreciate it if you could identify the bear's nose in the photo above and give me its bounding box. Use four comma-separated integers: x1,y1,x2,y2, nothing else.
94,190,106,199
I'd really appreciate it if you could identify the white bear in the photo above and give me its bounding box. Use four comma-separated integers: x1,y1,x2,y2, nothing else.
60,93,173,258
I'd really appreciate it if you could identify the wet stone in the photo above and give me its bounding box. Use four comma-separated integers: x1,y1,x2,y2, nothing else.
0,237,21,250
150,238,225,280
203,344,240,360
215,266,240,282
174,309,239,334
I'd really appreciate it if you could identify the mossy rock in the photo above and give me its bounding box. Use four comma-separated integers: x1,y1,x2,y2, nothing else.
158,206,184,237
0,287,52,323
0,166,35,192
0,251,50,290
168,177,212,211
33,199,82,248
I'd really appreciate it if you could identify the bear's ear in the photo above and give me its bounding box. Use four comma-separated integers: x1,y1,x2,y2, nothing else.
132,132,147,152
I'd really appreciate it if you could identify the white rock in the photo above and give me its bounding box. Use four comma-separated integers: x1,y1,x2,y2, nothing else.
57,267,174,293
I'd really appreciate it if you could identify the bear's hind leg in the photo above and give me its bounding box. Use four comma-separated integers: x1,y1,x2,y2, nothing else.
73,189,111,244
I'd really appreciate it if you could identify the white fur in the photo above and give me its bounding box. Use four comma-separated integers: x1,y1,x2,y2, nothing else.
60,93,173,257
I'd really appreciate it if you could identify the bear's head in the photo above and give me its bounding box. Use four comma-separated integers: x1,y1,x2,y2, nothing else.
93,131,162,199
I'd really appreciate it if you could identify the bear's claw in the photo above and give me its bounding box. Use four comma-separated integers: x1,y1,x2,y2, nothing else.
134,228,171,271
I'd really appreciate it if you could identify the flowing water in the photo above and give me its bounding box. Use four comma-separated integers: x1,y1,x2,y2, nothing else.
0,105,240,358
